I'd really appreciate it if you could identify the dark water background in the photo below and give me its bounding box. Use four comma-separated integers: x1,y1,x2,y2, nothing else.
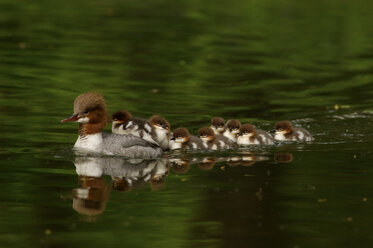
1,0,373,247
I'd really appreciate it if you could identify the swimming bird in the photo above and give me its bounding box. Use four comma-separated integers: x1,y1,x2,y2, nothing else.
61,92,162,158
223,119,241,143
210,117,226,135
111,110,158,145
198,127,234,150
237,124,274,145
149,115,171,150
169,127,207,150
274,120,313,141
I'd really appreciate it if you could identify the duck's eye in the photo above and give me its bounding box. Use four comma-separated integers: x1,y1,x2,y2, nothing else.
83,110,89,114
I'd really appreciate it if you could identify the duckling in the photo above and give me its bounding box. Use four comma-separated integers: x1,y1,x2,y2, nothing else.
237,124,274,145
210,117,226,135
111,110,158,145
223,119,241,143
169,127,207,150
149,115,171,150
274,120,313,141
198,127,234,150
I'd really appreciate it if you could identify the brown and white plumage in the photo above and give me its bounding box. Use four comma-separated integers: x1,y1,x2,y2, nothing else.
169,127,207,150
274,120,313,142
198,127,234,150
111,110,158,145
61,92,162,158
237,124,274,145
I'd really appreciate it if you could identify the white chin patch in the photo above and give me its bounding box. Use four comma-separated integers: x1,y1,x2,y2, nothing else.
231,130,239,134
154,125,164,130
175,138,186,143
201,137,209,143
77,117,89,123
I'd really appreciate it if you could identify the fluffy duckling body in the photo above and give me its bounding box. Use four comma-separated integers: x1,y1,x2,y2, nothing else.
237,124,274,145
149,115,170,150
223,119,241,143
274,120,313,142
169,128,207,150
198,127,234,150
111,110,158,145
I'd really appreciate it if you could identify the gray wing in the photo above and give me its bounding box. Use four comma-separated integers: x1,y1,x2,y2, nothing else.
256,130,274,144
102,133,162,158
294,128,313,141
216,134,235,148
187,135,206,149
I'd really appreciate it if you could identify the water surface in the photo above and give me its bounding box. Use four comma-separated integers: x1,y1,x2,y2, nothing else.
1,0,373,247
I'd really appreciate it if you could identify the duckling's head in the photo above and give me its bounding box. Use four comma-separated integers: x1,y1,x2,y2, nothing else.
198,127,215,142
226,119,241,134
111,110,132,124
170,128,190,143
149,115,170,132
238,124,255,137
211,117,225,133
61,92,108,134
274,120,293,135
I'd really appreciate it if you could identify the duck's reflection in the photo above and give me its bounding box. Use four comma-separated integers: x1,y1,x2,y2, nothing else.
72,157,168,217
73,176,110,217
71,151,292,217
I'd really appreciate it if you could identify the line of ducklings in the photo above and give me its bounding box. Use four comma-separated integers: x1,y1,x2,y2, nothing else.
111,110,313,152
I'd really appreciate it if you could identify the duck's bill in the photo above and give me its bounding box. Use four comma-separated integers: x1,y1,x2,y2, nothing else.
61,114,79,123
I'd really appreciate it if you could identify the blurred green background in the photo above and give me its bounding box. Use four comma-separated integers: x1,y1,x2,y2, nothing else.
1,0,373,247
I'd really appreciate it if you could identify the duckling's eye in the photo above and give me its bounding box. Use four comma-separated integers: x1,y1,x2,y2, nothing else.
83,110,89,114
177,135,182,138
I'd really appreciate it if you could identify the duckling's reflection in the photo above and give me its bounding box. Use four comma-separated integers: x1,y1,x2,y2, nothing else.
72,157,168,216
274,152,293,163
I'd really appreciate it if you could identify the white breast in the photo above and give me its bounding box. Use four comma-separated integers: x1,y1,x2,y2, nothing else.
223,130,237,142
237,136,250,145
169,140,183,150
154,129,169,149
274,132,286,141
74,133,103,153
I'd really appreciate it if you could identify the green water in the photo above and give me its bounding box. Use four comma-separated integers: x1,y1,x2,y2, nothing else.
1,0,373,247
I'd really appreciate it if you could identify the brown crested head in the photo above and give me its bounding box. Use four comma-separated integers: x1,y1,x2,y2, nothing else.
198,127,215,141
274,120,293,134
149,115,170,130
61,92,108,134
211,117,225,129
73,92,106,117
112,110,132,123
171,128,190,142
226,119,241,132
239,124,255,136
